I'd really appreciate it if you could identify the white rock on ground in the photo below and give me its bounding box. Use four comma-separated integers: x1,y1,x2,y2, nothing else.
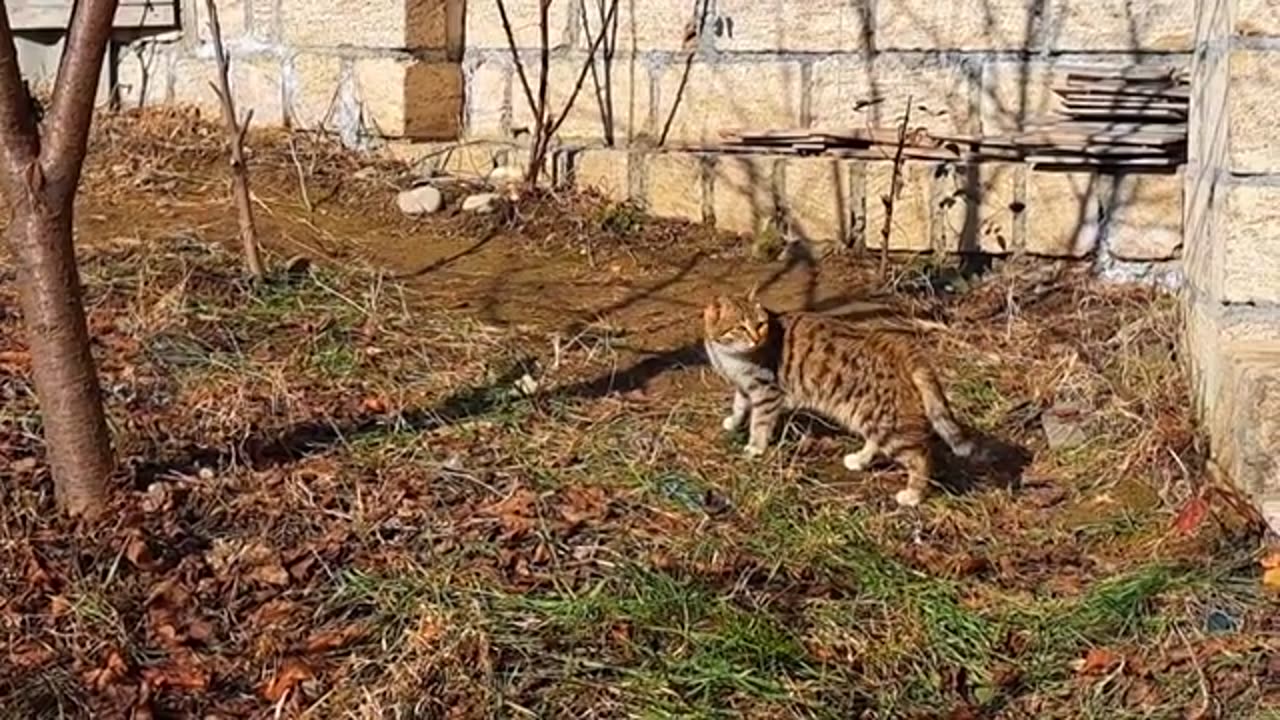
461,192,500,214
396,185,444,215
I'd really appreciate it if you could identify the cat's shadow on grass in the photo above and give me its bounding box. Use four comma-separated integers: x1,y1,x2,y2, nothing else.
790,412,1031,496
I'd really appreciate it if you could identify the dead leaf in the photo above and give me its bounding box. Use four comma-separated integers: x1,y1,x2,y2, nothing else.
260,657,314,701
1172,496,1210,536
361,396,388,413
301,624,366,654
11,456,37,473
186,619,214,643
47,595,72,617
85,648,129,690
1072,647,1121,675
248,563,291,587
125,535,157,570
140,660,209,691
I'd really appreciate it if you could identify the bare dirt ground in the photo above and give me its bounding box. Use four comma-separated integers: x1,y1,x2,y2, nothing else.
1,109,1277,719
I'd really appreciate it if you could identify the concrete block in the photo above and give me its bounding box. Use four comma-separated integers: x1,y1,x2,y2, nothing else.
232,56,285,125
865,160,933,252
575,147,632,202
602,0,699,52
281,0,451,49
781,157,851,246
510,52,648,142
1227,49,1280,175
1217,345,1280,507
170,55,225,115
287,53,345,130
1106,172,1183,261
1236,0,1280,37
1222,184,1280,304
384,140,509,179
465,56,511,137
935,162,1021,254
350,58,462,139
980,60,1060,134
810,54,977,136
194,0,248,44
467,0,575,50
654,59,803,143
712,155,780,236
1023,170,1102,257
248,0,281,42
713,0,870,52
877,1,1040,51
644,151,705,223
1047,0,1194,51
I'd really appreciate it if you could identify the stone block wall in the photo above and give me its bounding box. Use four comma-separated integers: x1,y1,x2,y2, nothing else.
1184,0,1280,532
111,0,466,145
464,0,1194,145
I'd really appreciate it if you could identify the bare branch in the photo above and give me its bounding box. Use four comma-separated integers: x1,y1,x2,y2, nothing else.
42,0,119,194
205,0,264,280
495,0,537,118
879,96,913,280
0,5,41,180
546,0,618,139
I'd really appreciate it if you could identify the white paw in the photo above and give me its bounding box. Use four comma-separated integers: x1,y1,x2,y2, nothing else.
743,444,766,458
722,415,740,432
953,441,975,458
895,488,924,507
843,453,869,472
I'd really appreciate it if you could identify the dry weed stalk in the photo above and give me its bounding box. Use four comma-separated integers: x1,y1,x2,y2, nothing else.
204,0,264,280
879,95,913,280
495,0,619,188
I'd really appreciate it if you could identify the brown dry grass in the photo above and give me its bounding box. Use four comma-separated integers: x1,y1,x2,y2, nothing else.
0,109,1276,719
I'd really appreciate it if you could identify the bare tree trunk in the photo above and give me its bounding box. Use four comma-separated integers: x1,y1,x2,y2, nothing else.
0,0,119,517
204,0,263,280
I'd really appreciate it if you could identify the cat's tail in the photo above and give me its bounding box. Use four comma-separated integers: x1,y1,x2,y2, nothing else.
911,368,974,458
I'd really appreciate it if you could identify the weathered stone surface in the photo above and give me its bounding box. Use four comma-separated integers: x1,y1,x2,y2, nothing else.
1215,344,1280,529
980,61,1060,134
811,54,977,135
654,59,803,144
467,0,574,49
1228,49,1280,174
398,185,444,215
343,58,463,139
1236,0,1280,37
712,156,780,236
465,56,511,137
1106,172,1183,261
281,0,450,49
509,53,647,142
194,0,247,44
714,0,870,52
1049,0,1194,51
169,55,224,114
1023,170,1102,257
1222,184,1280,304
934,162,1020,254
233,56,285,125
287,53,344,130
878,2,1040,51
781,157,850,246
644,152,705,223
575,148,632,202
865,160,933,252
593,0,697,52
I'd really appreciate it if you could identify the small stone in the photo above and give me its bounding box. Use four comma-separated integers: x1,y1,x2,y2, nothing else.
487,165,523,187
396,185,444,216
1041,403,1089,451
461,192,500,214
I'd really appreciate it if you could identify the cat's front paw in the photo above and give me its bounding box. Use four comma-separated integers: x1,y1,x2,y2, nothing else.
743,443,766,458
894,488,924,507
722,415,742,432
842,452,870,472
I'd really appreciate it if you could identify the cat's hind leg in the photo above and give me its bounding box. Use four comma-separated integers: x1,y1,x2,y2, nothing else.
891,445,933,507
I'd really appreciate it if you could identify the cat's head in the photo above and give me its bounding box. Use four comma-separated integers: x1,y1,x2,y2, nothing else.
703,294,770,352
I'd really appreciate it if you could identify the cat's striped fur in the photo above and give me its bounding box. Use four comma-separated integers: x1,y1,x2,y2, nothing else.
703,294,973,507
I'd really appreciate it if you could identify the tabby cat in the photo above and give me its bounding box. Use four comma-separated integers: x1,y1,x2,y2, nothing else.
703,294,973,507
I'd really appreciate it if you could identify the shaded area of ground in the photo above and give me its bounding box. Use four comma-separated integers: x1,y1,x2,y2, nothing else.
1,110,1276,718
